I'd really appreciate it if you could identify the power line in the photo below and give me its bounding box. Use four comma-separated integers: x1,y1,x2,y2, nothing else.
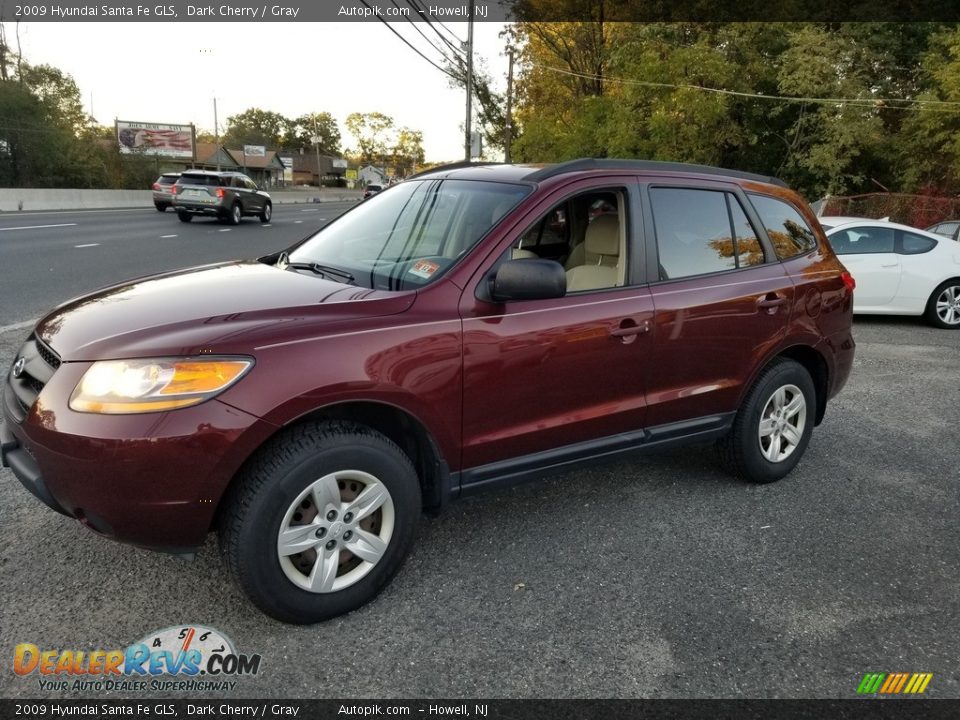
533,62,960,112
359,0,458,81
391,0,459,65
403,0,465,58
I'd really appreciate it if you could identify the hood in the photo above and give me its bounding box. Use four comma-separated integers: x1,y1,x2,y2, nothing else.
36,261,415,361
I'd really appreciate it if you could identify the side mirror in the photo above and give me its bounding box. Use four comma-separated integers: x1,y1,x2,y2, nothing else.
491,259,566,302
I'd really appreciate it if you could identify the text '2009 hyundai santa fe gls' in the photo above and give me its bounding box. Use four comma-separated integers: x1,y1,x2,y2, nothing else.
1,159,855,623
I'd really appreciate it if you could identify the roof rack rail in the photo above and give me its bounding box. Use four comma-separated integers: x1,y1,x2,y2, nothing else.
407,161,503,180
523,158,787,188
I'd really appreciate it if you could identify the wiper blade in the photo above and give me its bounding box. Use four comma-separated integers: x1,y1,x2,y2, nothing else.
277,253,354,283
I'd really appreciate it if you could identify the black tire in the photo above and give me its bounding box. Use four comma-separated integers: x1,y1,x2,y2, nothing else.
155,203,167,212
924,279,960,329
259,202,272,223
228,202,242,225
717,358,816,484
177,211,192,223
219,421,421,624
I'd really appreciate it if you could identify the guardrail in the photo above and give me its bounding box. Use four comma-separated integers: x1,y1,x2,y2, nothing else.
0,188,362,212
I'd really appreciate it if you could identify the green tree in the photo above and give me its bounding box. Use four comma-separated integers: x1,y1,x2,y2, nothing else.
390,128,425,176
222,108,288,148
284,112,341,154
345,112,394,164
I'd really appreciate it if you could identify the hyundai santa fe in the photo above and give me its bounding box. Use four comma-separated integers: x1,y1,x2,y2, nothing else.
1,159,855,623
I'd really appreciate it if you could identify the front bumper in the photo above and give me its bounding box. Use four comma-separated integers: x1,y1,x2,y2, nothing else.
0,418,70,517
2,359,276,552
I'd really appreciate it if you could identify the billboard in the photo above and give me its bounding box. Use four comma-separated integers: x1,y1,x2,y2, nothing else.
116,121,194,158
243,145,266,157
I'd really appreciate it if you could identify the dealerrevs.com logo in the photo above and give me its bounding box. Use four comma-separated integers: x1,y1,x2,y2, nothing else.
14,625,262,693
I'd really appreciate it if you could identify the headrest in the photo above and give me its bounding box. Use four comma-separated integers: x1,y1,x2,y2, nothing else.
585,214,619,257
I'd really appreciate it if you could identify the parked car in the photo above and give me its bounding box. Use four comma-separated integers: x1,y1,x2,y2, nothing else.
925,219,960,240
363,183,383,200
2,159,855,623
151,172,180,211
171,170,272,225
824,220,960,328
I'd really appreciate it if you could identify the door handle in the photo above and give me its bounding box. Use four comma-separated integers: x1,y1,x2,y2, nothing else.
757,293,788,309
880,263,898,268
610,319,651,338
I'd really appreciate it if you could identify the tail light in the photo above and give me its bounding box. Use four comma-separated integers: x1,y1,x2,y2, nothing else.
841,271,856,292
171,185,178,195
152,183,160,190
216,188,225,198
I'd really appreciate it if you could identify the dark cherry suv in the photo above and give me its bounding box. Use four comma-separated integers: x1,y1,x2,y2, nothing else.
1,160,855,623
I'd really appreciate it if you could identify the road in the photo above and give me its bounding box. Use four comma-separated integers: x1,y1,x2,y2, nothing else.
0,203,356,327
0,209,957,699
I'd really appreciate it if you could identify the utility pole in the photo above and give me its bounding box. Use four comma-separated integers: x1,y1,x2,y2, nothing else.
213,97,221,171
313,117,323,190
464,5,474,161
504,47,514,164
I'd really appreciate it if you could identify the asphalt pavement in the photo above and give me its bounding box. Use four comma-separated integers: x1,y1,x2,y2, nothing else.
0,203,356,327
0,209,957,699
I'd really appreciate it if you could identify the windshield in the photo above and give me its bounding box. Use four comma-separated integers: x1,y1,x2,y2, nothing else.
289,179,530,290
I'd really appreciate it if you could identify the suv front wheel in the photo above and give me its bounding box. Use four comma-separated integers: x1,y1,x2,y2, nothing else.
219,421,421,624
717,358,815,484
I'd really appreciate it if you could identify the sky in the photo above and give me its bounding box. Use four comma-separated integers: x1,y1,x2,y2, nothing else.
11,21,511,162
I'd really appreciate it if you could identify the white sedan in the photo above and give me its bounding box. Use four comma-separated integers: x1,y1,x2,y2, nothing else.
819,219,960,328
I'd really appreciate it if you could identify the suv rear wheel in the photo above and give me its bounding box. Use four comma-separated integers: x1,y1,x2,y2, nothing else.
177,211,192,223
219,421,421,624
259,202,272,223
228,202,242,225
717,358,815,484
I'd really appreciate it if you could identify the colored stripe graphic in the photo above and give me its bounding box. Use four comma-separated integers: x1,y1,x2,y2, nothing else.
858,672,932,694
857,673,885,694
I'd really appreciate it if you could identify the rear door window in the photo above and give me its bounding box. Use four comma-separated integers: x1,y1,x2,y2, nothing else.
649,188,764,280
748,194,818,259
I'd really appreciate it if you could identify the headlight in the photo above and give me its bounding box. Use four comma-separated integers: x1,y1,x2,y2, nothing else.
69,357,253,414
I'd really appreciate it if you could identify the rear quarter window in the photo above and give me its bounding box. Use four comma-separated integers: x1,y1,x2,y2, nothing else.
748,194,818,260
900,231,938,255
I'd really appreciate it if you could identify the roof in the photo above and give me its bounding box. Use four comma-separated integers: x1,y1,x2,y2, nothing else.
409,158,787,187
227,149,285,169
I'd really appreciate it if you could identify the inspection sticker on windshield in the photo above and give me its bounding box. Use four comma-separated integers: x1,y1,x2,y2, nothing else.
409,260,440,279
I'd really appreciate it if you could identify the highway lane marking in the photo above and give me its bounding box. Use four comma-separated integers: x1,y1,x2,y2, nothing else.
294,220,303,224
160,234,178,238
0,223,78,232
218,229,231,232
74,243,100,248
261,224,272,228
300,209,320,212
0,318,38,335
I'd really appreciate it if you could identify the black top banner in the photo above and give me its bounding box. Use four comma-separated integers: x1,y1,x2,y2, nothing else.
3,0,960,22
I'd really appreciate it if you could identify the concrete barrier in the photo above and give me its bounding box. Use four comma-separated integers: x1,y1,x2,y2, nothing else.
0,188,362,212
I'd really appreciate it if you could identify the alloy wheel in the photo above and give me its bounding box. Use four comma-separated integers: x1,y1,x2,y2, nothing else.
757,384,807,463
935,284,960,326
